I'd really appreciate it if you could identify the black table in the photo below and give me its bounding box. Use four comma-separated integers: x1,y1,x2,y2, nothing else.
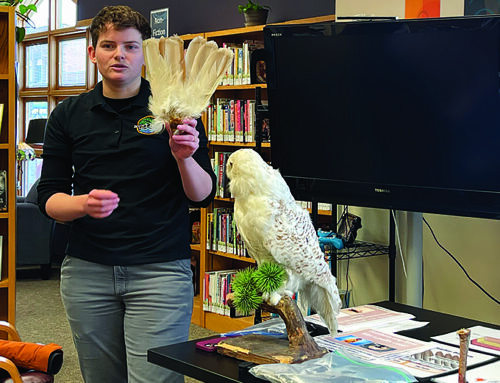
148,301,500,383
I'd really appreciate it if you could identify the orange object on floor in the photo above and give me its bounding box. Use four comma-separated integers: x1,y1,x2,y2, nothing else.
0,341,62,373
0,321,63,383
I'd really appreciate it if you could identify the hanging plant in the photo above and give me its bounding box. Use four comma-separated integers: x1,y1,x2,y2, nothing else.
0,0,37,43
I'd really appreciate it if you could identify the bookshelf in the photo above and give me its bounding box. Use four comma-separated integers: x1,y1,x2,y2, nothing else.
0,6,18,331
182,15,335,332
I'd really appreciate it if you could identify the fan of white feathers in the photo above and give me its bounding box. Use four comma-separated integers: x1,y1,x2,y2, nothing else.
143,35,234,134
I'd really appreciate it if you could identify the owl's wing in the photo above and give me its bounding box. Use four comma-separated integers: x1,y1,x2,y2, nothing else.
262,199,342,334
233,197,276,266
262,200,332,289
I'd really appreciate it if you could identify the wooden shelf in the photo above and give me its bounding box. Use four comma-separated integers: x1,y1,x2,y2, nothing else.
208,251,256,264
0,277,9,288
190,244,201,251
0,6,17,328
209,141,270,148
190,14,335,333
217,84,267,91
191,295,204,327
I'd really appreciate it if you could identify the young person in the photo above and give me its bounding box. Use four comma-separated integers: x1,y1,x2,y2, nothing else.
37,5,216,382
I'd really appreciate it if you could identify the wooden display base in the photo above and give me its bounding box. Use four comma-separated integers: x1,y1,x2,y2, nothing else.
219,295,328,364
217,334,327,364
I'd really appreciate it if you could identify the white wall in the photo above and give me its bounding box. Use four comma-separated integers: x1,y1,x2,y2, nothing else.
336,0,464,19
335,205,500,325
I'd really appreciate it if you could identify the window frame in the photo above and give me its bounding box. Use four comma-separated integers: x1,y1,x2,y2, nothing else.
17,0,96,143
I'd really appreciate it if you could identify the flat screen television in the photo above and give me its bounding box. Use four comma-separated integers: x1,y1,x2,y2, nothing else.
264,15,500,219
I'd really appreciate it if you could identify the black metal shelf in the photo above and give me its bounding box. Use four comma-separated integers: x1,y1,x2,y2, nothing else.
326,240,389,261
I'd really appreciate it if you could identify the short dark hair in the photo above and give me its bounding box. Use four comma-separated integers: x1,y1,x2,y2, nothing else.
90,5,151,47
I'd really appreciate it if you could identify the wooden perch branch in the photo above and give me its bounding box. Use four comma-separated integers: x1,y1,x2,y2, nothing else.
222,294,327,364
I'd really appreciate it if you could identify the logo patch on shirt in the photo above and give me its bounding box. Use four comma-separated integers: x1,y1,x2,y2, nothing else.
134,115,164,135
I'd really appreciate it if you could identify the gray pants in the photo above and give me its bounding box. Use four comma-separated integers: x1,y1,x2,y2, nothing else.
60,255,194,383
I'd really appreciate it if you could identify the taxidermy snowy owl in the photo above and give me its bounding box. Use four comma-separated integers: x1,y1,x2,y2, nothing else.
226,149,342,334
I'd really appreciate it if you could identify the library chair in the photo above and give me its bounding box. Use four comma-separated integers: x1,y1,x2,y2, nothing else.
16,179,54,279
0,321,63,383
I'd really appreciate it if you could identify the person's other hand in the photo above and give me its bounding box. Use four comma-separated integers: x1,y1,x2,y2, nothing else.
85,189,120,218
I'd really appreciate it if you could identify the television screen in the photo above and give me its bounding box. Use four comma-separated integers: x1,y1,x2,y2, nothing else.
264,16,500,219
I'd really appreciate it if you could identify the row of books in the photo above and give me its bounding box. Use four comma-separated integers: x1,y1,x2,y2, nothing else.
203,269,246,316
206,98,259,143
0,169,7,211
212,151,231,199
206,207,249,258
220,40,265,86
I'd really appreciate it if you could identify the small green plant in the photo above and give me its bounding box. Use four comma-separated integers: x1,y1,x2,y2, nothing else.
253,262,286,293
237,0,270,13
231,263,286,315
0,0,37,42
231,268,262,315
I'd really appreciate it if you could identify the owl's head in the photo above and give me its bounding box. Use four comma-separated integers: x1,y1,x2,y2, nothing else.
226,149,273,197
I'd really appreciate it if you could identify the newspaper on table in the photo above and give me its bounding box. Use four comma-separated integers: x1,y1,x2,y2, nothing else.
432,325,500,356
315,328,495,379
305,304,428,333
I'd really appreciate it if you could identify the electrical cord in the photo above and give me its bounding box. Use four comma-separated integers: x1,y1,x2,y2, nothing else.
423,216,500,305
391,210,408,279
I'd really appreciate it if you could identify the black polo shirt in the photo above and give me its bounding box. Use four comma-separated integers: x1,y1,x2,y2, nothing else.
38,78,216,266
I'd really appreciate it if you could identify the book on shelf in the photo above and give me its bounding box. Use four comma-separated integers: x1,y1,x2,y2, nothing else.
235,99,244,143
203,269,249,317
206,207,249,258
206,212,213,250
0,103,4,134
203,269,237,316
209,98,257,143
0,170,6,211
0,236,3,279
245,100,256,143
221,42,253,86
206,104,215,141
213,151,231,198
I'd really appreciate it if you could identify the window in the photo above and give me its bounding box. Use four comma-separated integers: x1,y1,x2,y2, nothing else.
18,0,94,145
58,37,86,86
18,0,90,196
25,42,48,88
25,0,49,34
57,0,77,29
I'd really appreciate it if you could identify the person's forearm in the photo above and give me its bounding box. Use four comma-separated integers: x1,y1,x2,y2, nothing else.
45,193,88,222
176,157,213,202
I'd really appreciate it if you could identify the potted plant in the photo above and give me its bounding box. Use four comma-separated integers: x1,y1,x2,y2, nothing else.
0,0,37,42
238,0,270,26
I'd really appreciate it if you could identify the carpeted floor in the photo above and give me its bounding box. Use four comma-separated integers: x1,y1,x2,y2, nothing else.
15,267,217,383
